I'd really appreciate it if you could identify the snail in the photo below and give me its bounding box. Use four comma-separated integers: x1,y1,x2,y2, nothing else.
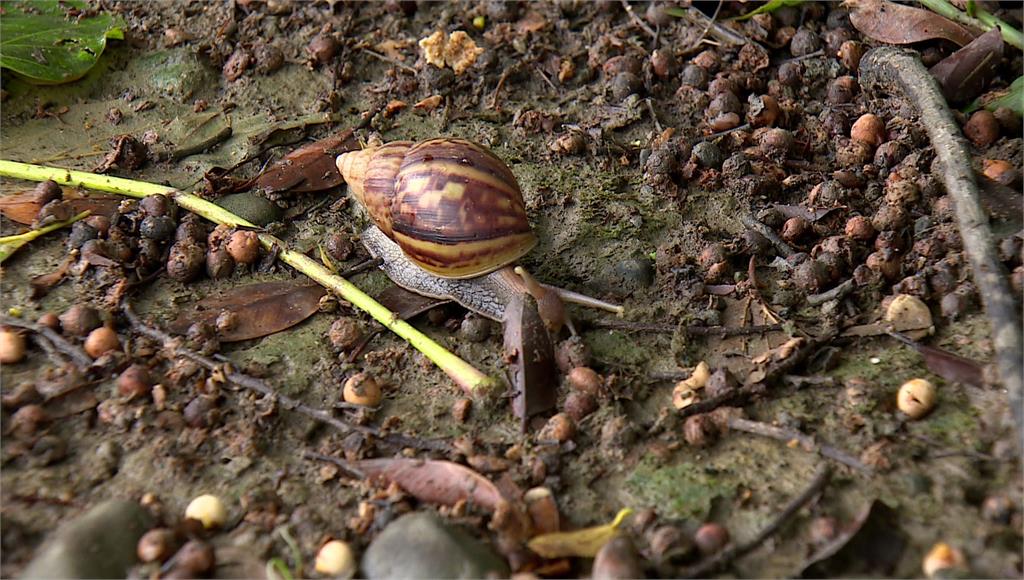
335,138,623,331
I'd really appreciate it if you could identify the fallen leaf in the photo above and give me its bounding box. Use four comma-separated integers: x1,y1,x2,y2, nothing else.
257,129,359,194
930,28,1004,105
0,184,63,225
168,280,325,341
889,332,985,387
967,75,1023,115
354,458,506,511
849,0,976,47
798,500,906,577
30,254,76,298
413,95,444,111
527,508,633,559
504,294,558,429
375,285,450,320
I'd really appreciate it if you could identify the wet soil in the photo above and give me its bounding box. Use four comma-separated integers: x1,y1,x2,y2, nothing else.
1,1,1022,578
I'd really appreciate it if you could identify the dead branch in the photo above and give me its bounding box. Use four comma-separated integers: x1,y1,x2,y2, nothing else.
726,417,872,473
122,304,450,453
591,319,783,336
0,315,92,368
859,46,1024,446
682,464,831,578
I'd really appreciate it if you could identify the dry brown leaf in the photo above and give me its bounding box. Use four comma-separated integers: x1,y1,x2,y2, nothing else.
169,280,326,342
930,28,1004,105
848,0,976,47
354,458,506,511
257,129,359,194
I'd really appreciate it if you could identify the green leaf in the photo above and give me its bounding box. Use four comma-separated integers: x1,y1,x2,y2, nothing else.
733,0,805,21
965,75,1024,115
0,0,125,84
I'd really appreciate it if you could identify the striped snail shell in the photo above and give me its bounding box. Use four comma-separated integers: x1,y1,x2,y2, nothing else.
336,138,538,279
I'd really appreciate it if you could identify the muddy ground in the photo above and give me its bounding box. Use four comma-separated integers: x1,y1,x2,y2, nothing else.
1,1,1022,578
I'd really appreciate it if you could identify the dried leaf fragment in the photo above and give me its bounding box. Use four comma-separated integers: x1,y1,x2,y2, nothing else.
527,508,633,559
848,0,976,47
354,458,506,511
419,30,484,75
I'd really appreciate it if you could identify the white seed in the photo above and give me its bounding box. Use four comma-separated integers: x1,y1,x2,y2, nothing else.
185,494,227,529
897,378,937,420
884,294,933,339
315,540,355,578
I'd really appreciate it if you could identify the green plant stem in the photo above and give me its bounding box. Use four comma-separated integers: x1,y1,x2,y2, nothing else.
0,159,497,394
918,0,1024,50
0,210,90,263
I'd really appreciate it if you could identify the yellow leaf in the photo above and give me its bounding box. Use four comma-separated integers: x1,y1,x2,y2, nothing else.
527,508,633,559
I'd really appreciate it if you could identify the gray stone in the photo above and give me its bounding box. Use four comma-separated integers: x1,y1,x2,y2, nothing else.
362,512,508,579
21,499,152,579
215,192,282,226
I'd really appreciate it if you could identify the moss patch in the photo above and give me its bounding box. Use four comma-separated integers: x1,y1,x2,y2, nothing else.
624,455,735,520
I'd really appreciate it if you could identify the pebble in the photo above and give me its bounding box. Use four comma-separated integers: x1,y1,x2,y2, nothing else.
362,512,508,579
21,500,152,578
215,192,282,226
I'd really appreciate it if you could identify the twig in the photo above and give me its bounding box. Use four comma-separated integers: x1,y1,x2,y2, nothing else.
678,331,838,420
644,98,662,133
0,315,92,368
682,464,831,578
619,0,657,40
0,159,498,395
122,304,450,453
726,417,872,473
303,451,367,479
359,47,418,74
592,319,783,336
681,0,724,54
806,279,855,306
740,214,795,257
860,47,1024,447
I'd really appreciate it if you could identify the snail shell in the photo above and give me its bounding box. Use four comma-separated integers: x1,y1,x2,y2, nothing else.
337,138,538,279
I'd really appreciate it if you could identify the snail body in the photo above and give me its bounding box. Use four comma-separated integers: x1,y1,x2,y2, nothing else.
337,138,623,325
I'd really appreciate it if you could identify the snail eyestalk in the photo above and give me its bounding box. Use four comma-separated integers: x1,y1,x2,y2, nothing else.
513,266,572,336
0,159,497,395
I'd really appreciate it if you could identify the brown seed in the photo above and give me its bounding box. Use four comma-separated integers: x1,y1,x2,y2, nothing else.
84,327,120,358
683,414,717,447
982,159,1019,186
325,233,353,261
555,337,591,373
205,248,235,279
568,366,602,396
117,364,152,398
166,241,205,283
451,397,472,422
837,40,864,72
866,250,902,281
137,528,177,563
650,49,676,79
747,94,780,127
0,327,27,364
759,128,794,155
781,216,811,243
140,194,171,217
308,34,340,65
226,230,260,264
328,318,363,351
11,404,48,438
37,312,60,331
709,112,741,132
222,49,252,82
694,522,729,555
169,540,215,577
524,487,560,535
564,391,597,422
963,110,999,147
538,413,575,443
844,216,875,241
851,113,885,147
59,304,102,337
343,372,382,406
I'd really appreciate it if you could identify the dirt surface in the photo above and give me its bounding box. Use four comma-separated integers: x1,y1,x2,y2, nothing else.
2,1,1022,578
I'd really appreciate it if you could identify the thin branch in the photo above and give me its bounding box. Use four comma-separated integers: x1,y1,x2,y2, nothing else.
591,320,783,336
0,315,92,368
726,417,872,473
619,0,657,40
740,214,795,257
806,279,855,306
860,47,1024,446
122,304,451,453
682,464,831,578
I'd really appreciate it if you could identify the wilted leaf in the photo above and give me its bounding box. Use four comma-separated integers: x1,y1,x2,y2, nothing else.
0,211,89,264
257,129,359,194
375,285,450,320
849,0,976,47
354,458,506,510
527,508,633,559
930,28,1004,105
168,280,325,341
889,332,985,387
0,0,125,84
967,75,1024,115
799,500,906,577
504,294,558,430
30,254,76,298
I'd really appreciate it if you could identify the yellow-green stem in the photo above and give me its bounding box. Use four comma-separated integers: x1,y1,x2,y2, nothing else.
0,159,497,393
